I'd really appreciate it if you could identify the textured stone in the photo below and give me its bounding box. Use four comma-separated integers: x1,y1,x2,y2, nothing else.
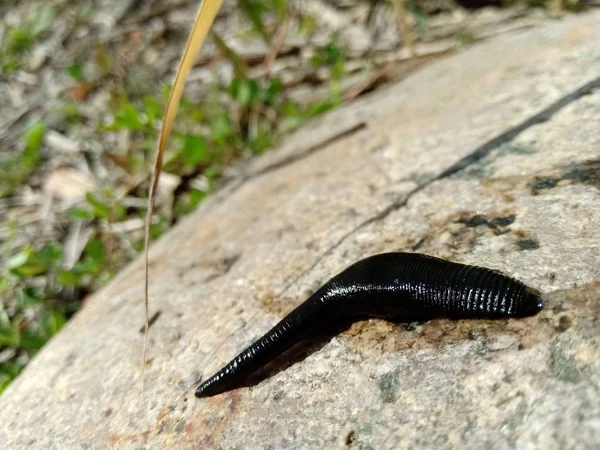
1,12,600,450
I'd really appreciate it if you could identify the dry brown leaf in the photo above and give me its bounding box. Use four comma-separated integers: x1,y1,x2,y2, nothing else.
43,168,96,202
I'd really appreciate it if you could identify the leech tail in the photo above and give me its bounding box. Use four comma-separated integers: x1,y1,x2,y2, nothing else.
195,303,318,398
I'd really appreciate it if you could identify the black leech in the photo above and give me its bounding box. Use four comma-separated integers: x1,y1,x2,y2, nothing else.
195,252,544,398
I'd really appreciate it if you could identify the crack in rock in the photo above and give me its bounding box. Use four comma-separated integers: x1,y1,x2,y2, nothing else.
279,75,600,296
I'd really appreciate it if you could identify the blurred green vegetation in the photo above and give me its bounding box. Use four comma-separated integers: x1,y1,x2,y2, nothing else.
0,5,57,74
0,0,351,393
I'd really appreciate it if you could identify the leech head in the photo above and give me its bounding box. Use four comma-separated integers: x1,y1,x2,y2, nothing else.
195,383,211,398
195,372,225,398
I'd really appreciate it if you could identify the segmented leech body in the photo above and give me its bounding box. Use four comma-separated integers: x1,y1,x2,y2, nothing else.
195,252,544,398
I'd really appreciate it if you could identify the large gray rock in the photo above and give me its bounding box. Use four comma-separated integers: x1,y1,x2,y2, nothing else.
1,12,599,449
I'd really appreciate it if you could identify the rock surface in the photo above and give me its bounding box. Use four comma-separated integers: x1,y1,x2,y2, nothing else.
1,12,600,450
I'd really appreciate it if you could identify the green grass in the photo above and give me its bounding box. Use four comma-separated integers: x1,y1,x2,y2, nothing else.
0,122,46,198
0,5,57,75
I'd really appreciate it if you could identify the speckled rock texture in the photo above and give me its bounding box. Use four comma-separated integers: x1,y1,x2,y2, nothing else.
1,12,600,450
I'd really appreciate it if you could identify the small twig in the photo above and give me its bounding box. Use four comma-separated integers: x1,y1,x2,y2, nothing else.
121,0,190,25
393,0,416,57
0,100,44,141
263,19,289,77
138,311,162,333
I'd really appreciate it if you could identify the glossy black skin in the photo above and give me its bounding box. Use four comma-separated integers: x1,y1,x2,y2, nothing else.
195,252,544,398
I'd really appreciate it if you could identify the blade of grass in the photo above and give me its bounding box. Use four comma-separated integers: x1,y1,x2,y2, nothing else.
143,0,224,395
